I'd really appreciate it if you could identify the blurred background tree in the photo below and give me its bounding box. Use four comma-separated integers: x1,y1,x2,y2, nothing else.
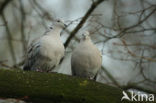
0,0,156,95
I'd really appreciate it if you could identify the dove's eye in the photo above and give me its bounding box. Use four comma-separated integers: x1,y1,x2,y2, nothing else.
49,27,53,29
57,20,61,22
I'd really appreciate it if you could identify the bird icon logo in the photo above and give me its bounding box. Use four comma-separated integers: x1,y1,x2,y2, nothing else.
121,91,130,101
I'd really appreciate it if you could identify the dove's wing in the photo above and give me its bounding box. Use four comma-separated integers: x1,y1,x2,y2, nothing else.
23,38,41,70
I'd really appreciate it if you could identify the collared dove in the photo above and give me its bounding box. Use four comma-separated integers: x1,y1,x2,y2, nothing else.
23,19,66,72
71,31,102,80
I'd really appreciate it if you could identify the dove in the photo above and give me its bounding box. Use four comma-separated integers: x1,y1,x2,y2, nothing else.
71,31,102,80
23,19,66,72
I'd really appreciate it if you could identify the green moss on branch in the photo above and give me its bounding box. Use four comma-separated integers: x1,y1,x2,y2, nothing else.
0,69,153,103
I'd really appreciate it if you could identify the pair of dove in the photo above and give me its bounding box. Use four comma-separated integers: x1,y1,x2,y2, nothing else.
23,19,102,80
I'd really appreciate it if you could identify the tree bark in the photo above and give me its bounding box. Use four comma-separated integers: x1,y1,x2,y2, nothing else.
0,69,153,103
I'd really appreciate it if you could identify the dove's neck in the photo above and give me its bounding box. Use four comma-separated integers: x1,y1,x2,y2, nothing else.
81,36,91,42
81,38,92,45
47,26,62,38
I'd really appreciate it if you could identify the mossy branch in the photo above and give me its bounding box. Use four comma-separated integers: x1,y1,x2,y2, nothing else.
0,69,153,103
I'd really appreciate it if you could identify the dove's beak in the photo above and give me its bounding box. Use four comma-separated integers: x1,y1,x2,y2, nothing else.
64,24,67,28
62,23,67,29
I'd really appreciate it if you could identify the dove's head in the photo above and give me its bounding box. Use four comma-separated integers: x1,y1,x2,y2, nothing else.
81,31,91,41
52,19,67,29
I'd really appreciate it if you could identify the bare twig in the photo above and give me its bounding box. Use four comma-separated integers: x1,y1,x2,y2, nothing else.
29,0,47,29
114,42,156,49
19,0,27,53
120,40,156,62
102,6,156,43
33,0,53,20
101,66,120,87
64,0,106,48
0,24,5,26
0,0,12,15
1,12,17,65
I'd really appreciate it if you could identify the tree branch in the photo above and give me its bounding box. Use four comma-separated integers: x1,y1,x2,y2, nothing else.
19,0,27,53
1,12,17,65
64,0,106,48
0,69,130,103
0,0,12,15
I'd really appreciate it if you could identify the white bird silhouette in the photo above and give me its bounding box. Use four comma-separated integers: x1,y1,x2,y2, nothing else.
121,91,130,101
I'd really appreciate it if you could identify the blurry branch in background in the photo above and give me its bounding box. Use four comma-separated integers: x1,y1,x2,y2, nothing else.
29,0,54,29
63,14,103,43
111,39,156,87
11,2,20,27
32,0,53,21
0,37,22,42
64,0,106,48
1,12,17,65
0,0,16,66
119,39,156,84
101,66,120,87
120,39,156,62
0,0,13,15
19,0,27,54
29,0,47,29
125,28,156,33
92,4,156,44
101,65,156,95
0,24,5,26
103,6,156,43
0,60,12,69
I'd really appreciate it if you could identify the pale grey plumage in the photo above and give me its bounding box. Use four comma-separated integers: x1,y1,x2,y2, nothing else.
71,31,102,79
23,19,66,72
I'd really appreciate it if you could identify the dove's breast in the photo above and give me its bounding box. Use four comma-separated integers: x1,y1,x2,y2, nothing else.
71,41,102,79
39,35,64,65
